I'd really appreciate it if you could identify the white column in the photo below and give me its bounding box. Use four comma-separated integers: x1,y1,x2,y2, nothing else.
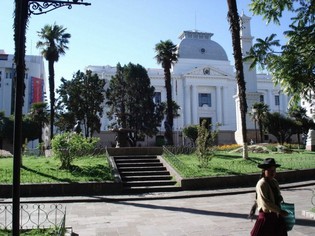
184,84,191,125
216,86,222,124
268,90,273,109
191,85,197,124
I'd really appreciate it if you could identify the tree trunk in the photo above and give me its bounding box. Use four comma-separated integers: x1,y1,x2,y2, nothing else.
164,67,174,145
48,60,55,143
227,0,248,159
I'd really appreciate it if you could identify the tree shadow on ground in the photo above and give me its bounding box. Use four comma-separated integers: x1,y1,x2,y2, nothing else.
69,164,112,181
21,165,72,182
111,201,315,227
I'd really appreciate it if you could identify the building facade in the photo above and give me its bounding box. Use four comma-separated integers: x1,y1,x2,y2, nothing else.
0,50,46,116
0,49,46,151
86,14,291,145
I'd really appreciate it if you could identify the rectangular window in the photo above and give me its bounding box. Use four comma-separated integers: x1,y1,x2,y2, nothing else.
154,92,161,104
275,95,280,106
259,95,264,103
198,93,211,107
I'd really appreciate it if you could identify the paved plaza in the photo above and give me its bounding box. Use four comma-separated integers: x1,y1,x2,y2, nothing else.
63,185,314,236
2,182,315,235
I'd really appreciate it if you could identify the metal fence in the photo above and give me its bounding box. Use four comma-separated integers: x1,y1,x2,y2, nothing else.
0,204,66,235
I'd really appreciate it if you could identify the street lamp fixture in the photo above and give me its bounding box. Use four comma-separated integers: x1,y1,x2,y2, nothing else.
28,0,91,15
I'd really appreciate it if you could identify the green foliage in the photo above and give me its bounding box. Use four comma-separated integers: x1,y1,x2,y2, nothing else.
154,40,179,146
0,228,56,236
249,102,269,143
0,113,41,144
29,102,49,144
164,151,315,178
263,112,297,144
0,155,112,183
182,125,198,145
56,70,105,137
196,120,220,167
106,63,164,146
247,0,315,104
37,23,71,140
51,132,100,169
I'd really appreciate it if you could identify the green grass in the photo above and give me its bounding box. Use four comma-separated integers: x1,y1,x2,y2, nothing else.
1,150,314,183
164,150,315,178
0,155,113,184
0,228,56,236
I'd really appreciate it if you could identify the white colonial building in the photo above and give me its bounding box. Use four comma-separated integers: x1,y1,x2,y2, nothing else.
86,14,292,146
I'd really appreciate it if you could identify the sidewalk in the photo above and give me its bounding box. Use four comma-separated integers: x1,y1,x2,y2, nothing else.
1,181,315,235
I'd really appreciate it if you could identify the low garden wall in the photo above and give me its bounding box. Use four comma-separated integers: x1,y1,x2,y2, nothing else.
180,168,315,190
1,182,123,198
1,169,314,198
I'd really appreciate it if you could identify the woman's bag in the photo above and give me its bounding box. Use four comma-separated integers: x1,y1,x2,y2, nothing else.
281,202,295,231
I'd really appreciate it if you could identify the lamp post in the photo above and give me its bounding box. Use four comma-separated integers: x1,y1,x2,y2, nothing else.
13,1,90,235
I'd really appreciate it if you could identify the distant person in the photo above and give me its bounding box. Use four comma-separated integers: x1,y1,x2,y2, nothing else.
73,120,82,134
249,158,289,236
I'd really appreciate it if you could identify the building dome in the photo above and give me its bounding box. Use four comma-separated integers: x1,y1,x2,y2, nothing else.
177,31,228,61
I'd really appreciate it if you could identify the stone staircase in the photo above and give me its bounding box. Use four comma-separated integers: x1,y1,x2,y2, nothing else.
113,155,181,193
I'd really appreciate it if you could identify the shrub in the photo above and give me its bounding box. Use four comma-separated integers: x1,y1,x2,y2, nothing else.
196,120,220,167
51,132,100,169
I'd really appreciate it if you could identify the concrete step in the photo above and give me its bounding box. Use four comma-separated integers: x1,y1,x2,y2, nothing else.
115,158,160,163
114,155,158,160
120,170,171,176
123,180,177,187
117,162,163,167
123,185,181,194
112,154,181,193
122,175,172,181
118,166,167,172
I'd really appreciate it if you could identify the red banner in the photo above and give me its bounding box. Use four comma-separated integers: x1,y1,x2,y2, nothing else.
31,77,44,103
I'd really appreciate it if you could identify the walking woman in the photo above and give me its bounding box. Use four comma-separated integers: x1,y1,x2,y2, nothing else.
250,158,288,236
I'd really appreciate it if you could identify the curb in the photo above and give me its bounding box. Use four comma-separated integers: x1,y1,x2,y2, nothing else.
1,180,314,204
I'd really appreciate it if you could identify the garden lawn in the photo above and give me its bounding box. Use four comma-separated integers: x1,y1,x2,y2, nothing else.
164,150,315,178
0,155,113,184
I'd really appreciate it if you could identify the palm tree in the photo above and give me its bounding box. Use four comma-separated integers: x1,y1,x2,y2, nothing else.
29,102,49,147
227,0,248,159
36,23,71,142
154,40,178,145
251,102,269,143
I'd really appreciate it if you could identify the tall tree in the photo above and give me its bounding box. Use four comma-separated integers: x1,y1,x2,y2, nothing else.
36,23,71,141
288,106,315,146
263,112,296,145
246,0,315,104
227,0,248,159
154,40,178,146
29,102,49,145
106,63,164,146
250,102,269,143
56,70,105,138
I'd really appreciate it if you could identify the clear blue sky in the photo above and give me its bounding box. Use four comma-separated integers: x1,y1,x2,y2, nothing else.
0,0,292,88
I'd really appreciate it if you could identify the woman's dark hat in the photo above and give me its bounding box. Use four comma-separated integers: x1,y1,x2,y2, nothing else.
258,158,281,169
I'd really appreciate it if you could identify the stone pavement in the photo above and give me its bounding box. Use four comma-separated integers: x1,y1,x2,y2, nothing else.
1,181,315,235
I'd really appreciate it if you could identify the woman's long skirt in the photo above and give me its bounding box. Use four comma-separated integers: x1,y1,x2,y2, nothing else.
251,211,287,236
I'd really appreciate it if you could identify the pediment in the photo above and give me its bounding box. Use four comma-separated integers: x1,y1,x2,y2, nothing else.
185,66,230,77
